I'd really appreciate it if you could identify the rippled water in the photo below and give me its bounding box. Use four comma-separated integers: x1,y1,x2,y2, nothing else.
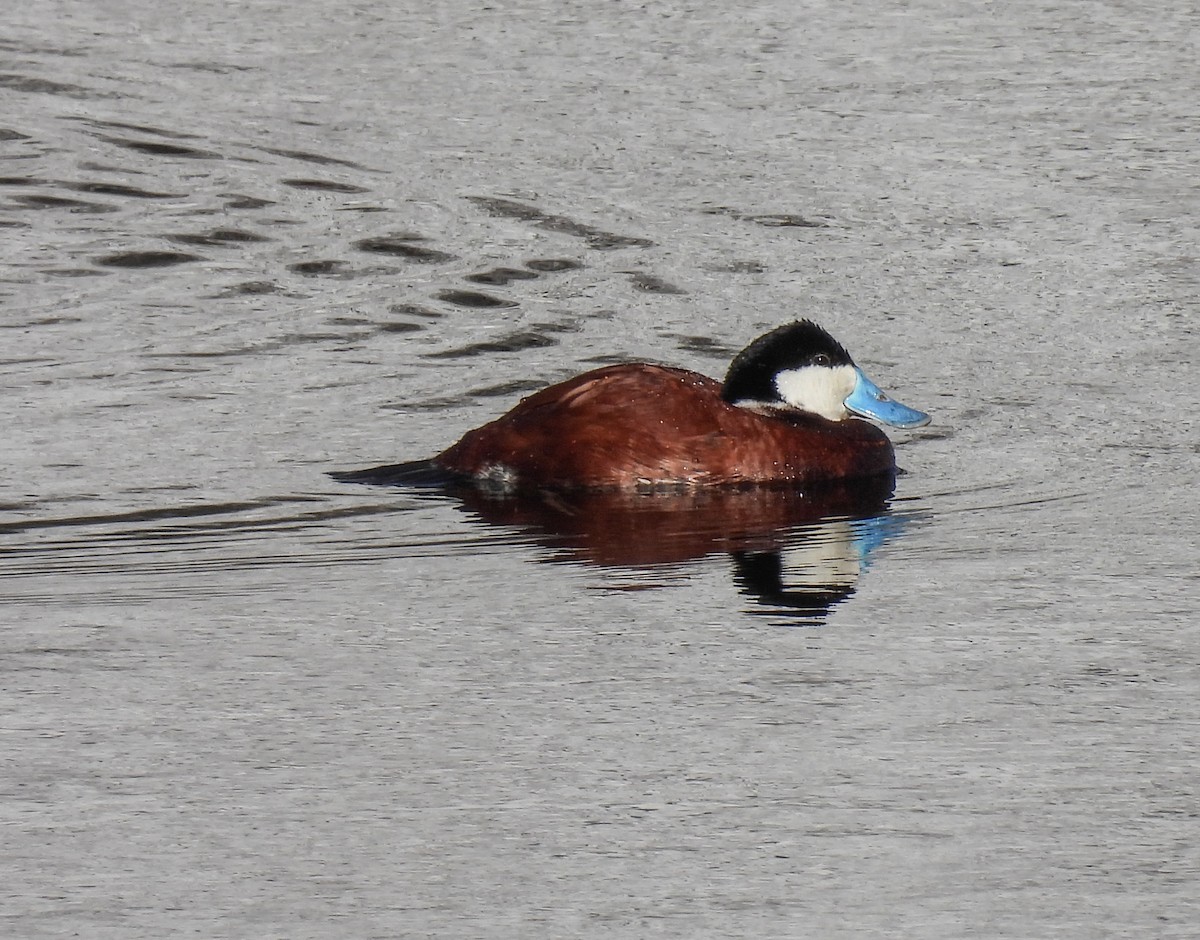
3,1,1198,937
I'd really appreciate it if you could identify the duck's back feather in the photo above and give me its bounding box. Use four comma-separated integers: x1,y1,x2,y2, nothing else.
434,364,894,490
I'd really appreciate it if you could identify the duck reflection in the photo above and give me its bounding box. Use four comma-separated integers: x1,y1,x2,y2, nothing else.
333,462,910,624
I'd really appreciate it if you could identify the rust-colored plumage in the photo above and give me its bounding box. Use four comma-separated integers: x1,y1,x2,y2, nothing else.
435,363,895,490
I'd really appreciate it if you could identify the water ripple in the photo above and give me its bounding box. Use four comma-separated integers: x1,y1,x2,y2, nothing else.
0,496,523,604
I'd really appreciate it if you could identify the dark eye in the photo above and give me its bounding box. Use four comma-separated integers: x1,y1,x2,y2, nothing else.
812,353,832,367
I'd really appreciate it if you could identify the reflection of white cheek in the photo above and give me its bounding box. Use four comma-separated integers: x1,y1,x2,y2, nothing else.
779,522,860,588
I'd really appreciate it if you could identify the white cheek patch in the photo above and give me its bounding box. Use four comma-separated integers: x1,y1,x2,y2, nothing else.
772,364,857,421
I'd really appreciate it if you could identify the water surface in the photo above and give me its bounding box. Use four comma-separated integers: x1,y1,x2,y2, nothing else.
2,1,1198,937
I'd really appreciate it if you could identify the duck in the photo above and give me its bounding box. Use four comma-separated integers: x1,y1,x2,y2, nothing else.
429,320,929,491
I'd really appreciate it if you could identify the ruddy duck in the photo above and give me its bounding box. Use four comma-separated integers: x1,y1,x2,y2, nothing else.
430,320,929,491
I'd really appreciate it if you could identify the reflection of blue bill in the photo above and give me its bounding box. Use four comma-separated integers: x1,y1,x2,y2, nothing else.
851,511,915,569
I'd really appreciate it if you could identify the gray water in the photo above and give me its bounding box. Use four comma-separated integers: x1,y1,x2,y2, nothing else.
3,1,1198,937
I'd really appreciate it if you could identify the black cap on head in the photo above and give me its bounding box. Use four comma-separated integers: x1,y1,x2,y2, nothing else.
721,320,854,403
